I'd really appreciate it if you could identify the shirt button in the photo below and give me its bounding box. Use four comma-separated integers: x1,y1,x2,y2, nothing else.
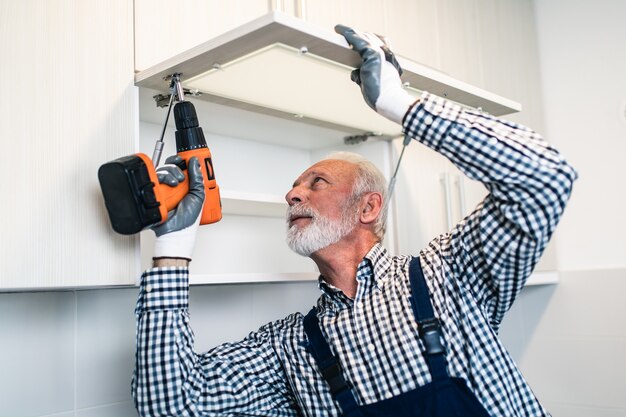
145,284,152,293
488,137,498,146
368,343,376,352
424,116,434,125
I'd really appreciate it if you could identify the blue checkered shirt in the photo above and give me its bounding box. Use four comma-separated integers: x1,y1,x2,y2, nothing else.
132,92,577,416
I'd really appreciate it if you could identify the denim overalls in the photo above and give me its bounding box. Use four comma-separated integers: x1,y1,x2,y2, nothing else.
303,257,492,416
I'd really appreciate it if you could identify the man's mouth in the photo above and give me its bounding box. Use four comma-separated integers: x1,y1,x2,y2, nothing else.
288,214,313,226
287,206,315,227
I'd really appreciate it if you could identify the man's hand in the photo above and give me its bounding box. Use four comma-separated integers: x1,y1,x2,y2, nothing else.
335,24,417,125
152,155,205,262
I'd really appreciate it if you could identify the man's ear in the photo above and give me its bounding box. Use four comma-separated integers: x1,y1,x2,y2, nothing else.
359,192,383,224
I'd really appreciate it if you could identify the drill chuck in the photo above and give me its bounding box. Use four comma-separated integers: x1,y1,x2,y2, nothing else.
174,101,207,152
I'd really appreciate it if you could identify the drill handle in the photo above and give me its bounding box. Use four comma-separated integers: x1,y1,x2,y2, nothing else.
158,149,222,225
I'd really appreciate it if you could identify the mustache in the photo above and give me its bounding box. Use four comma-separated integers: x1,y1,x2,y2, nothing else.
286,204,317,222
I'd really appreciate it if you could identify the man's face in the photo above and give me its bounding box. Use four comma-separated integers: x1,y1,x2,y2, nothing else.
285,160,360,256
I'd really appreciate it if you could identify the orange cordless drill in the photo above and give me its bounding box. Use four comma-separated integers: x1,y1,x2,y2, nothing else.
98,92,222,235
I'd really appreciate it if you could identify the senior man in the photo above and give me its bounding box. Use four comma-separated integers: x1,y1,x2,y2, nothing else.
132,26,577,416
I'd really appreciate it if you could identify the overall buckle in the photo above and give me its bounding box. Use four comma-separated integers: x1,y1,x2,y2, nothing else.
320,362,349,396
419,318,445,356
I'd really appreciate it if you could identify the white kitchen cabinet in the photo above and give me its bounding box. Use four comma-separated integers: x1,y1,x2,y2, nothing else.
475,0,546,130
300,1,484,88
0,0,137,290
303,0,388,39
301,0,545,131
0,1,551,291
392,139,449,254
302,1,440,72
131,10,533,285
381,0,441,70
436,0,484,88
134,0,269,71
389,137,481,254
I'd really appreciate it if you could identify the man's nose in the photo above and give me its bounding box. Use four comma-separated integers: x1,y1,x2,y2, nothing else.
285,186,304,206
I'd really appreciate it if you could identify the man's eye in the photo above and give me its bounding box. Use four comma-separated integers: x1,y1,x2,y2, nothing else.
313,177,325,184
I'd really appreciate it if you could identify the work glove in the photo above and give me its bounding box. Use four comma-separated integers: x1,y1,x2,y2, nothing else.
152,155,205,260
335,24,416,125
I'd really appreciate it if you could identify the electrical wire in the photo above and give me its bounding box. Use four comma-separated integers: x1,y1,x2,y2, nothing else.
387,134,411,197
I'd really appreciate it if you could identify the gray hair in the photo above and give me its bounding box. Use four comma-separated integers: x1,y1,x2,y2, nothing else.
321,152,388,240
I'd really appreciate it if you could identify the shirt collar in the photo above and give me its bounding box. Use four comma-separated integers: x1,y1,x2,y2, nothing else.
364,243,393,286
317,243,392,311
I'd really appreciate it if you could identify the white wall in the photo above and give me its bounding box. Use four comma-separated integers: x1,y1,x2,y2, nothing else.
0,282,320,417
495,1,626,416
534,0,626,271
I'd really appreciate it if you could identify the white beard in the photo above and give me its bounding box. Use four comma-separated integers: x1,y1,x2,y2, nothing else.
286,203,359,256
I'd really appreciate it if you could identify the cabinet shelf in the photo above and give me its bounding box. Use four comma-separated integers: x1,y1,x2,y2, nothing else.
221,190,287,217
190,272,317,285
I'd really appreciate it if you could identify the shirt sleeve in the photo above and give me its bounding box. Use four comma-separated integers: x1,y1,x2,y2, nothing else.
403,92,578,328
131,267,300,417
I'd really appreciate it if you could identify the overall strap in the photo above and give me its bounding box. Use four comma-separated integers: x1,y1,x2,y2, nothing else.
408,256,449,382
303,308,362,416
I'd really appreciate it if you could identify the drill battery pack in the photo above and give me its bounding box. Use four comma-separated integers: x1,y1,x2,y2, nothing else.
98,153,167,235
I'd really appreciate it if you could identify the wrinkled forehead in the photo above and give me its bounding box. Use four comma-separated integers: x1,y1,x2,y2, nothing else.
292,159,358,187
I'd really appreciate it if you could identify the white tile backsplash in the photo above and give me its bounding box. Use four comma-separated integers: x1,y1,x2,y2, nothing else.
544,402,626,417
188,280,320,353
0,283,317,417
498,286,529,362
75,401,137,417
250,281,320,329
76,288,137,408
520,337,626,409
189,284,255,350
0,291,75,417
0,269,624,416
38,412,75,417
498,269,626,412
520,270,626,340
